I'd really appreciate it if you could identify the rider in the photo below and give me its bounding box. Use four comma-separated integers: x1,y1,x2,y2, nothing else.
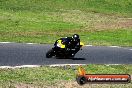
54,34,80,50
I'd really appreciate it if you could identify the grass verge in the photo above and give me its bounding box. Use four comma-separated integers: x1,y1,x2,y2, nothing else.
0,0,132,46
0,64,132,88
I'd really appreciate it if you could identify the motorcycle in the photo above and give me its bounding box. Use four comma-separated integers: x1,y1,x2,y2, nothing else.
46,40,84,58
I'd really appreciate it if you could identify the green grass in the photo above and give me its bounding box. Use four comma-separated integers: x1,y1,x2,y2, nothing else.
80,29,132,46
0,0,132,46
0,0,131,17
0,65,132,87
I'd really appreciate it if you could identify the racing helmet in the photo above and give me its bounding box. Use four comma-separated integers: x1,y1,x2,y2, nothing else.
72,34,80,40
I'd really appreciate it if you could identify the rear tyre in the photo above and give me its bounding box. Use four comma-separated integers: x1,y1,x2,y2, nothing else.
68,53,75,59
71,53,75,58
46,49,54,58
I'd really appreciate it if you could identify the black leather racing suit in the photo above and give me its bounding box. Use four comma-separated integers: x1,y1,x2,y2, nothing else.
54,37,80,51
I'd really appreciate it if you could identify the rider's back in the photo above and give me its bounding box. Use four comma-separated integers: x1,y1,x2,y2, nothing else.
54,37,80,49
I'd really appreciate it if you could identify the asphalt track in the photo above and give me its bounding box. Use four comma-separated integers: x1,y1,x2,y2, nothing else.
0,43,132,66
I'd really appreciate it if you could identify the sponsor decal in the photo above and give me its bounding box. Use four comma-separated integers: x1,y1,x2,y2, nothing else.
76,66,131,85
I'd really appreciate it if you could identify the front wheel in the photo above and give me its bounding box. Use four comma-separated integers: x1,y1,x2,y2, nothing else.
46,49,54,58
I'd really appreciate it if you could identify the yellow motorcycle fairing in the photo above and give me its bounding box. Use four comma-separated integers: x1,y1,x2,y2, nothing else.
57,40,65,48
80,42,84,47
57,40,84,48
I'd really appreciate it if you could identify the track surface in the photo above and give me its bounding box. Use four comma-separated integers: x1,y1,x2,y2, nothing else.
0,43,132,66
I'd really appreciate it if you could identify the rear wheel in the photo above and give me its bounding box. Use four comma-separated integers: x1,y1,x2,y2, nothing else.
46,49,54,58
66,53,75,59
71,53,75,58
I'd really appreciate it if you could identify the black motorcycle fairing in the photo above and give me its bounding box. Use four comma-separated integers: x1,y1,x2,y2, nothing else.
46,37,82,58
54,37,80,49
52,45,81,58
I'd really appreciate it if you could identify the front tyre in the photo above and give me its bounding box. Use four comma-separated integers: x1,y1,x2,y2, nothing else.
46,49,54,58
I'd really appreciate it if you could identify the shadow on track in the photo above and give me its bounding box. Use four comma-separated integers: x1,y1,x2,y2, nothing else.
54,57,86,60
72,58,86,60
